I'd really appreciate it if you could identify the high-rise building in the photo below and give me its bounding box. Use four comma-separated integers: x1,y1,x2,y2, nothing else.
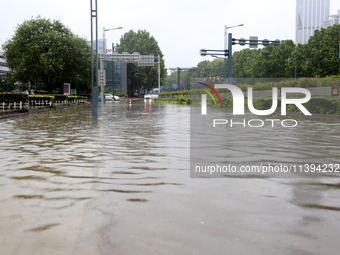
324,9,340,27
295,0,330,44
89,39,107,55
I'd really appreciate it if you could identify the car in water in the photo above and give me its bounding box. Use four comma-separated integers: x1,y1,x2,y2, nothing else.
104,93,113,101
144,93,158,100
105,93,120,101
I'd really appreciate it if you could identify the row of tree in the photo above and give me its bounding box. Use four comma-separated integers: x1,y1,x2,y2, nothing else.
2,17,167,95
166,24,340,90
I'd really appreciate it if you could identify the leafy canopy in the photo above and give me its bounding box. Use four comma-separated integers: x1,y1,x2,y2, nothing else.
2,17,92,93
118,30,166,94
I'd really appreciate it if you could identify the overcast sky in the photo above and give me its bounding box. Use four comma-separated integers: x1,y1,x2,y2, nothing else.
1,0,340,70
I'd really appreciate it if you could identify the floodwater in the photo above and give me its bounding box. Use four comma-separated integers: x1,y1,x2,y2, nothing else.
0,100,339,255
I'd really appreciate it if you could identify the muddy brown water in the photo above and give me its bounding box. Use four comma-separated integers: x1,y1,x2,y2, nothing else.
0,100,339,255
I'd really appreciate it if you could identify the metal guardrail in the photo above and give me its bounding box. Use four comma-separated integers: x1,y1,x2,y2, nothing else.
0,99,88,112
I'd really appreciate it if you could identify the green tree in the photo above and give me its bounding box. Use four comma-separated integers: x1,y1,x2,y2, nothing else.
0,72,15,92
233,40,295,79
118,30,166,95
299,24,340,77
165,71,178,91
2,17,92,93
233,48,260,78
254,40,296,78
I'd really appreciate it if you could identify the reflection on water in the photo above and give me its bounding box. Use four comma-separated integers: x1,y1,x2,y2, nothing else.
0,100,339,255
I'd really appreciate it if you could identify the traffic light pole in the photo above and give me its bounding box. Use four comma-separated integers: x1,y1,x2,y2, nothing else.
178,68,181,90
200,24,280,86
228,33,232,84
157,55,160,92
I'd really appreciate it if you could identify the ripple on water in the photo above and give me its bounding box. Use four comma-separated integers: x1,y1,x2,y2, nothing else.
1,102,339,254
25,223,61,232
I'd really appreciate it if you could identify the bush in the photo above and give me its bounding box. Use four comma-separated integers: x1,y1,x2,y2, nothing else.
156,96,191,105
287,98,340,115
177,96,191,105
53,95,68,101
114,89,125,97
35,90,49,94
159,90,190,97
0,92,29,103
250,97,340,115
68,96,87,102
222,96,233,108
251,97,281,110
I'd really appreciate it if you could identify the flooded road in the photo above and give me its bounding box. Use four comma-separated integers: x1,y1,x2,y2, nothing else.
0,100,339,255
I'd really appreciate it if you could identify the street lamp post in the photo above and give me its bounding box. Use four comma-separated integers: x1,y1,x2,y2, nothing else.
101,27,123,104
224,24,243,50
103,27,123,54
199,25,243,85
156,55,160,93
224,24,243,83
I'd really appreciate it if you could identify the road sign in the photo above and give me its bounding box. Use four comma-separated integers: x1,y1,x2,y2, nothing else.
63,83,70,96
249,36,258,48
138,55,155,66
111,52,140,63
99,70,106,86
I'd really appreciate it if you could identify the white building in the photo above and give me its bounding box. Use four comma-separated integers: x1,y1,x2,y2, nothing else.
295,0,330,44
0,52,10,78
324,10,340,27
87,39,107,54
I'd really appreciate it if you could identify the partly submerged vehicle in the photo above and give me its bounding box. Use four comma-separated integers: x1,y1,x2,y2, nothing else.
144,88,159,100
105,93,120,101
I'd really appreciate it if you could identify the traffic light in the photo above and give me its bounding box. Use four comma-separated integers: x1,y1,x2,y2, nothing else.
262,39,269,47
232,37,281,48
199,49,207,56
239,38,246,46
273,39,280,47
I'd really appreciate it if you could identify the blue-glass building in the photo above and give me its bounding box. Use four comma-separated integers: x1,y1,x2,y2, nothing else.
103,60,127,95
88,40,128,96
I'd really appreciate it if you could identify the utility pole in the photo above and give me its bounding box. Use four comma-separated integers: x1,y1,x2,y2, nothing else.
228,33,232,84
90,0,98,117
295,55,297,79
177,68,181,90
157,55,160,92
